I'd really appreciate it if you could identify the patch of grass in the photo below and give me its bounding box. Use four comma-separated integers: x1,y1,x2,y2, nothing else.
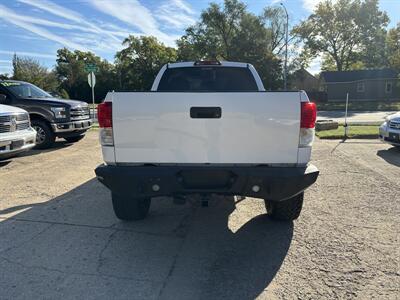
317,101,400,111
88,103,98,109
337,122,382,126
316,125,379,139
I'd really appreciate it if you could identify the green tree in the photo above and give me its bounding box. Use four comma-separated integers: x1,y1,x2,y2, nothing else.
12,54,60,93
115,36,177,91
176,0,286,89
357,0,390,68
229,13,283,89
293,0,389,71
386,23,400,71
55,48,116,102
260,7,288,55
176,0,247,61
320,53,366,71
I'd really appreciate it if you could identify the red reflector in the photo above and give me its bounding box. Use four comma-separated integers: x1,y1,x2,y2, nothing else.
301,102,317,128
97,102,112,128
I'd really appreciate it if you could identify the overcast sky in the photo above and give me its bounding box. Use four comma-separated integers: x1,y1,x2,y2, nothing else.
0,0,399,76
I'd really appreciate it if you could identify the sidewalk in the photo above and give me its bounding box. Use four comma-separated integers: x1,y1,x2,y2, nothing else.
317,111,395,124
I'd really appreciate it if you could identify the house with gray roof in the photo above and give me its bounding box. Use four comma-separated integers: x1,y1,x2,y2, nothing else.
320,69,399,102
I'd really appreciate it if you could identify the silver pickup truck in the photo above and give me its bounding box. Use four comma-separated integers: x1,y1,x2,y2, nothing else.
0,104,36,158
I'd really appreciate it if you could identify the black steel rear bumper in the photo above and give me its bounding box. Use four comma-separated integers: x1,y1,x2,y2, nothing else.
95,164,319,201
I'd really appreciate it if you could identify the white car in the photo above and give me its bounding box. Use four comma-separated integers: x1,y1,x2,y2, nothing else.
95,61,319,222
0,103,36,158
379,112,400,148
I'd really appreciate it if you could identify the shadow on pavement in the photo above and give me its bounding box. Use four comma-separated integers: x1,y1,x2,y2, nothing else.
377,147,400,167
0,159,11,167
0,178,292,299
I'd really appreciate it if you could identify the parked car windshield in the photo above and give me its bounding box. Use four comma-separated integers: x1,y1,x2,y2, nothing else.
157,66,259,92
1,81,52,98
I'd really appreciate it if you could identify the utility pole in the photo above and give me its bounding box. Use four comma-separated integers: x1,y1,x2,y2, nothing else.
344,93,349,139
280,2,289,90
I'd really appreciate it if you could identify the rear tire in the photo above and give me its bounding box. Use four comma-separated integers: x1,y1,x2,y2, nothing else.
111,193,151,221
264,192,304,221
31,119,55,149
64,135,85,143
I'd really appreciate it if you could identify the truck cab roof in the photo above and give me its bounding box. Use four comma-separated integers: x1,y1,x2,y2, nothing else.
151,61,265,91
165,61,253,69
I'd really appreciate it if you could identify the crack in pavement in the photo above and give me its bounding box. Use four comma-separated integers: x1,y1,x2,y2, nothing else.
0,222,54,255
0,216,185,239
157,205,198,299
0,255,162,283
96,229,118,274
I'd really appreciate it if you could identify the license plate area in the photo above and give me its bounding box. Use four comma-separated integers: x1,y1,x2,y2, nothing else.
178,170,236,189
11,140,24,150
389,132,400,141
74,121,90,129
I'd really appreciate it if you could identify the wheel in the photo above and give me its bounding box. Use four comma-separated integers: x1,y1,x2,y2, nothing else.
31,120,55,149
264,192,304,221
111,193,151,221
64,135,85,143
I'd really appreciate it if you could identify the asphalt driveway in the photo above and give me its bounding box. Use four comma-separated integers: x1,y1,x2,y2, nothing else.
0,131,399,299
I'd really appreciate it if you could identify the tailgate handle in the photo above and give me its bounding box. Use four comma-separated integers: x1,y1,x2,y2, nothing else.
190,107,221,119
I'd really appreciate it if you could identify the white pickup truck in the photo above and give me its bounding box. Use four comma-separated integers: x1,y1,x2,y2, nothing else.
95,61,319,222
0,103,36,158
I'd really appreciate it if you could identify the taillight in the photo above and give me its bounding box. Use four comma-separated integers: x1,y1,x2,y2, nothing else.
98,102,112,128
97,102,113,146
299,102,317,148
301,102,317,128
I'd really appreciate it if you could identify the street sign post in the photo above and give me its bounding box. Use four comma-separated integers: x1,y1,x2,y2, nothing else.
88,72,96,118
84,63,98,73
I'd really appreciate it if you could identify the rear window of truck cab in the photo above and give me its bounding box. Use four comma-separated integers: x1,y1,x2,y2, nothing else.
157,66,258,92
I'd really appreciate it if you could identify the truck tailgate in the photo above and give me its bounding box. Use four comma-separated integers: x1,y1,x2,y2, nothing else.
111,92,300,164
